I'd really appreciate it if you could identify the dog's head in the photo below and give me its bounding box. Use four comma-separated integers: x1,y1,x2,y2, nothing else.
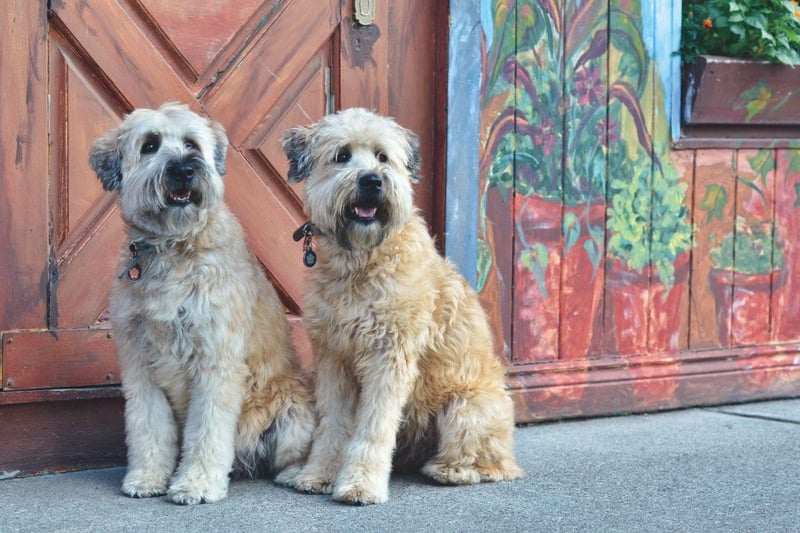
281,108,421,251
88,102,228,237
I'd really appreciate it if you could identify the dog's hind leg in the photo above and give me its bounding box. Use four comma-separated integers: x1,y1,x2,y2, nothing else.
266,383,316,485
421,389,523,485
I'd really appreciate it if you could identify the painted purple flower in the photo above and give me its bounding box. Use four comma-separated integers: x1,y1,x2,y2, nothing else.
573,66,604,107
595,118,619,146
533,116,557,156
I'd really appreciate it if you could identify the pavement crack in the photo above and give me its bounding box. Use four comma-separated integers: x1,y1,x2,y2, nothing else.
703,407,800,425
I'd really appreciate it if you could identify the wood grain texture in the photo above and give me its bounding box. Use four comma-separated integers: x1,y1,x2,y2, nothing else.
0,2,48,331
3,329,119,390
0,393,125,476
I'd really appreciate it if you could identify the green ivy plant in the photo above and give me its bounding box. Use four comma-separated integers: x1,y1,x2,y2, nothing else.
710,216,783,274
606,145,693,293
680,0,800,65
700,150,795,275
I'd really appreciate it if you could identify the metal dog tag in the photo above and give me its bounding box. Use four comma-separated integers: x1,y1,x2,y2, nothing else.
303,249,317,268
126,264,142,281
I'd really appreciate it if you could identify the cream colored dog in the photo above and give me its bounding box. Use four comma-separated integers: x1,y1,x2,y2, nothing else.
89,103,315,505
280,108,522,505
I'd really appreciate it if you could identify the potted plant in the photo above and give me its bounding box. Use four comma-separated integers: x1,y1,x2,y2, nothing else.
699,150,788,346
606,144,694,354
708,217,785,346
478,0,653,360
679,0,800,126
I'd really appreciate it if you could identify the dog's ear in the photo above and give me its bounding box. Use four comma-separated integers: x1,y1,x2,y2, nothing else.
88,130,124,192
281,126,314,183
209,119,228,177
404,129,422,183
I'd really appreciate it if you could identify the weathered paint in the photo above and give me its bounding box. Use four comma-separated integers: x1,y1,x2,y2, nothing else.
445,0,483,286
447,0,800,419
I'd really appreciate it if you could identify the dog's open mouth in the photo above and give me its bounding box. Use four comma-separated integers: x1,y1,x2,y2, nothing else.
353,205,377,220
350,202,379,224
166,189,200,207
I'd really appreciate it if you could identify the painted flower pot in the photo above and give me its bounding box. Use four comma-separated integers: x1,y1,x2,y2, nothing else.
683,55,800,126
607,253,690,355
514,195,605,362
709,267,785,347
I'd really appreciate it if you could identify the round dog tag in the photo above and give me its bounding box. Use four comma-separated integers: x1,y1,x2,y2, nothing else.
303,249,317,268
127,264,142,281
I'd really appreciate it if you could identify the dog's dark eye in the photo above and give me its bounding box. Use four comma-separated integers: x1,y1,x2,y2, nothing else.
140,133,161,155
377,152,388,163
334,148,351,163
184,139,198,151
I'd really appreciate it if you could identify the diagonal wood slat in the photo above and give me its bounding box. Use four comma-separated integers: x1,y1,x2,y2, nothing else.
203,0,338,145
52,0,311,306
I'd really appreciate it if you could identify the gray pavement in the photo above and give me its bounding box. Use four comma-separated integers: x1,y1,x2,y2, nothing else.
1,399,798,532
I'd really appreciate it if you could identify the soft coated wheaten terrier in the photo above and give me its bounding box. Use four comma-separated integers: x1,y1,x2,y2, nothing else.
280,108,523,505
89,102,315,505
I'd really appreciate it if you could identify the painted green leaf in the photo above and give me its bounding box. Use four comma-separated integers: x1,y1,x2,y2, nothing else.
739,81,772,122
563,212,580,252
787,151,800,176
585,223,605,276
747,149,775,185
700,184,728,223
609,8,647,91
521,244,550,298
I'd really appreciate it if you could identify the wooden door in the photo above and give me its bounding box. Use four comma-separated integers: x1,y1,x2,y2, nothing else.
0,1,446,475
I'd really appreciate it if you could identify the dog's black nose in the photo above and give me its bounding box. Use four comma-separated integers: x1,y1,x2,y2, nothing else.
168,162,195,183
358,173,382,190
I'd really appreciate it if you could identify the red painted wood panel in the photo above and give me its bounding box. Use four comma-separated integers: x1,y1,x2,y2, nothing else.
772,150,800,343
0,2,48,332
3,330,119,391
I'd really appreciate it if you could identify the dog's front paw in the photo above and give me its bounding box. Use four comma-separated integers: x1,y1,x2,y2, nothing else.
167,471,228,505
121,470,169,498
293,472,335,495
332,472,389,505
273,464,303,487
421,461,481,485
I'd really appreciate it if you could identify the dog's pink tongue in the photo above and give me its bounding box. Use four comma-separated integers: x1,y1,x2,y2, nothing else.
355,206,377,218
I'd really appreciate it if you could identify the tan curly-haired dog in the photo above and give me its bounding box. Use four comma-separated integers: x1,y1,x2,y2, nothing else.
280,108,522,505
89,103,315,505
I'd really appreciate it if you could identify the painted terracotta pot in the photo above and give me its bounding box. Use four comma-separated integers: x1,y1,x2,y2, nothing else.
607,252,690,355
513,195,605,362
709,267,785,347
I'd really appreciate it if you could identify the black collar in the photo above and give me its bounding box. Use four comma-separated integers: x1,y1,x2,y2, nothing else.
293,222,323,268
292,221,324,241
118,240,164,281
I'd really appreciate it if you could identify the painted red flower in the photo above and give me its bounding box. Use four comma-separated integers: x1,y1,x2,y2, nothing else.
533,117,556,156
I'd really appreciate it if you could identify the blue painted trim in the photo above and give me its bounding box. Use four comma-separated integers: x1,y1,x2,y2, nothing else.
446,0,482,287
670,1,683,144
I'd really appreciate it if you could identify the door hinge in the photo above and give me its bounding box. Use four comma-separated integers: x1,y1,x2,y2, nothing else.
324,66,335,115
354,0,376,26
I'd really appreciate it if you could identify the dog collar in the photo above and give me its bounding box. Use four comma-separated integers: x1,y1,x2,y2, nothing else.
292,222,323,268
118,240,162,281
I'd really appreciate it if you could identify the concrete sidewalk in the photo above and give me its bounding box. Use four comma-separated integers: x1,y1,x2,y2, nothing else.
1,399,798,533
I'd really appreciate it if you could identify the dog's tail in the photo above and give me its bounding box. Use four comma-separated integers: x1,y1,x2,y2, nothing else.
233,384,316,479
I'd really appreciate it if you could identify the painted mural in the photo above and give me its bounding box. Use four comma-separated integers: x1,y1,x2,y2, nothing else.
477,0,800,419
